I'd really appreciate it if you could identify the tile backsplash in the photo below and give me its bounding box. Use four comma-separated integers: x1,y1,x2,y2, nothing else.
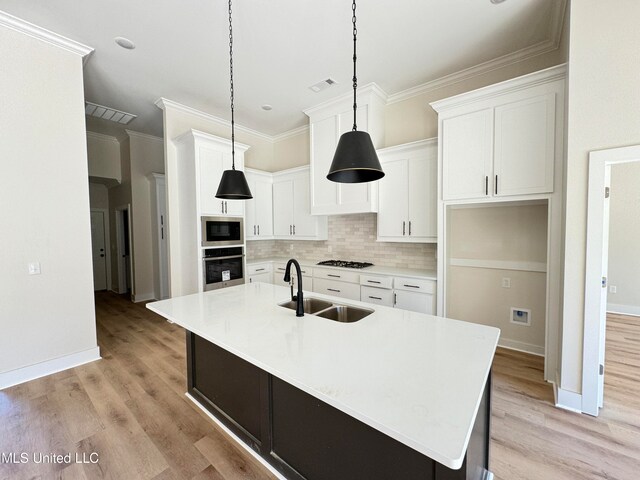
247,213,437,271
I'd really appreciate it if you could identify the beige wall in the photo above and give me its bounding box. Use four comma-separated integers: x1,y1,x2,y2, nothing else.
561,0,640,394
87,132,121,183
272,130,310,171
607,162,640,313
446,204,548,354
129,132,165,300
0,25,98,378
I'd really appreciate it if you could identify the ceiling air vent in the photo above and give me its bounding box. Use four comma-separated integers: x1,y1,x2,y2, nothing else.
85,101,136,124
309,78,338,93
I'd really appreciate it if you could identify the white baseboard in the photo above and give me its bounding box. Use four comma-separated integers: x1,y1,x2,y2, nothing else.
498,338,545,356
0,346,101,390
554,374,583,413
607,303,640,317
133,292,156,303
186,393,286,480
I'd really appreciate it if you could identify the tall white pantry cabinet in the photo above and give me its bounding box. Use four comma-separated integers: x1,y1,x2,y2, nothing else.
431,64,566,382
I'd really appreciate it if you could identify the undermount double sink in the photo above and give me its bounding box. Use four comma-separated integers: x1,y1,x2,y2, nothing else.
278,297,373,323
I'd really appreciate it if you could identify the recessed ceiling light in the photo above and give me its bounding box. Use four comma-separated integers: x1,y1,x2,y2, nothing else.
114,36,135,50
261,104,273,111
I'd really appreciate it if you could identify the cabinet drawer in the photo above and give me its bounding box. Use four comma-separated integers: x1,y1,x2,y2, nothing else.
393,277,436,294
314,268,360,284
359,274,393,289
313,278,360,301
274,263,313,278
360,286,394,307
247,263,272,275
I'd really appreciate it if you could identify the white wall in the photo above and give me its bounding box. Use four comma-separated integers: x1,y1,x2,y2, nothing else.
607,162,640,315
0,24,99,384
128,131,165,301
561,0,640,394
108,136,132,292
89,182,109,210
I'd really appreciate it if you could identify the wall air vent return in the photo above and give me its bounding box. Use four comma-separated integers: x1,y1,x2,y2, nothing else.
85,101,136,124
309,78,338,93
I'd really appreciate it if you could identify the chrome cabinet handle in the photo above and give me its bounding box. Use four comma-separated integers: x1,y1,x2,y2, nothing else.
404,284,420,289
255,268,265,272
293,225,296,235
402,221,406,236
485,176,489,196
257,225,260,235
409,221,412,236
369,296,382,300
327,288,340,292
221,200,224,213
367,280,380,284
327,274,341,278
394,293,397,305
290,225,292,235
253,225,256,235
495,175,498,195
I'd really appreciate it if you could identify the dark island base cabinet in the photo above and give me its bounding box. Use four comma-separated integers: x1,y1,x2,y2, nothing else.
187,331,492,480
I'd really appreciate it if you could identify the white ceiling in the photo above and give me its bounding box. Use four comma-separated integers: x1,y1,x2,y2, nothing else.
0,0,565,139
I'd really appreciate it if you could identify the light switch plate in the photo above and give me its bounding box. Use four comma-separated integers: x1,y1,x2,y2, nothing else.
502,277,511,288
609,285,617,294
28,262,41,275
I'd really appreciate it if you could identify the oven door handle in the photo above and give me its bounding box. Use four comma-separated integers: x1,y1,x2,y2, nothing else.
203,255,245,261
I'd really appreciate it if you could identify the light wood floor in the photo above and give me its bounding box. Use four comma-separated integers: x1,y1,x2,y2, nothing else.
1,294,639,479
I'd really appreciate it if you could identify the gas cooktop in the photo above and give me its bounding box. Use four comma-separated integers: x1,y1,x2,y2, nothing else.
316,260,374,269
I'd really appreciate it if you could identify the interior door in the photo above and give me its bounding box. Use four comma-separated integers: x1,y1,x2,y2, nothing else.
90,211,107,291
273,179,293,237
598,165,612,408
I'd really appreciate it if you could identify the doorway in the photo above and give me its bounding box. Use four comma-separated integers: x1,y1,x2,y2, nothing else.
90,209,110,290
115,204,134,296
583,145,640,416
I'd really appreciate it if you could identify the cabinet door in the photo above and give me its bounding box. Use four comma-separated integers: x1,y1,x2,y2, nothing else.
394,290,434,314
244,175,257,239
442,109,493,200
377,159,408,239
407,155,437,240
494,93,556,196
222,153,245,216
199,147,226,215
249,272,272,284
337,107,374,210
273,179,293,237
255,179,273,237
292,173,317,238
310,116,339,213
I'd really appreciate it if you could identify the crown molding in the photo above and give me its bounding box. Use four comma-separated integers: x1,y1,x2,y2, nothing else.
173,129,250,153
430,63,566,112
272,124,309,143
155,97,274,143
86,130,120,144
125,129,163,143
377,137,438,156
302,83,388,117
0,10,93,61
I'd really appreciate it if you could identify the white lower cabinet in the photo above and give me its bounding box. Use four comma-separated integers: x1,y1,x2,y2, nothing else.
360,286,394,307
273,263,313,291
313,278,360,301
247,262,272,284
394,290,435,315
249,272,272,284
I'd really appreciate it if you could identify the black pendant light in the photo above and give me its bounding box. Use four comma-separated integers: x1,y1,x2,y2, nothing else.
216,0,252,200
327,0,384,184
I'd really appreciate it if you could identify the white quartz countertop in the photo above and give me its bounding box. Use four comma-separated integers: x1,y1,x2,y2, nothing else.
247,257,437,280
147,283,498,469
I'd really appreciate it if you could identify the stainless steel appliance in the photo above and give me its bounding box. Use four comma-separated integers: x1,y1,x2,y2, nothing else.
201,216,244,247
203,246,245,291
316,260,374,269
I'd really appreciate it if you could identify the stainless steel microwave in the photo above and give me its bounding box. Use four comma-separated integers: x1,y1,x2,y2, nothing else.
201,216,244,247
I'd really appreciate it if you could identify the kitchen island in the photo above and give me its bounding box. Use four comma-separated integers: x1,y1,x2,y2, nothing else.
147,282,499,480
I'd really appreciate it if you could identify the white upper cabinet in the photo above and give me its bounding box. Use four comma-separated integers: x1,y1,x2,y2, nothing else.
304,84,387,215
432,66,565,201
377,139,437,243
272,167,328,240
245,169,273,240
175,130,248,217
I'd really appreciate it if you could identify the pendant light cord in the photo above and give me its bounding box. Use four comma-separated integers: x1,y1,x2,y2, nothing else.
228,0,236,170
352,0,358,131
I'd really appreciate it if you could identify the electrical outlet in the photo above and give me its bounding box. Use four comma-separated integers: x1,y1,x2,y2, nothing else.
502,277,511,288
609,285,617,294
